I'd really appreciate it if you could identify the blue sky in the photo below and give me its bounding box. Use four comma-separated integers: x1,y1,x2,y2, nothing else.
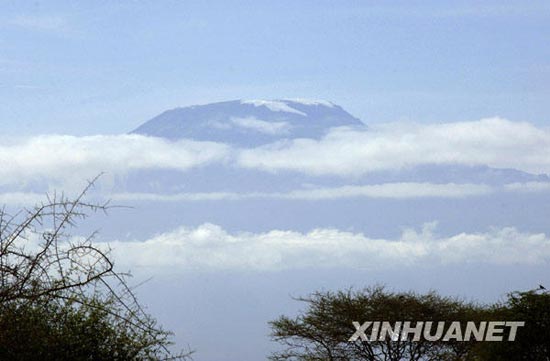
1,0,550,135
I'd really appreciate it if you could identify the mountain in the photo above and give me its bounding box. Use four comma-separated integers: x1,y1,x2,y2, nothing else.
127,98,548,192
73,100,550,239
131,99,365,146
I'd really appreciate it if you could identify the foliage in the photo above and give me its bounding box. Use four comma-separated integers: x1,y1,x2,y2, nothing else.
269,285,485,361
270,285,550,361
0,177,191,360
475,290,550,361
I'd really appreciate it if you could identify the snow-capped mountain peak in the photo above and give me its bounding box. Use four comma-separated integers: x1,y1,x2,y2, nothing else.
131,99,364,146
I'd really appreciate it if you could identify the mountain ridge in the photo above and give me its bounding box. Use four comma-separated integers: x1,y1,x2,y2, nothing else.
131,99,365,146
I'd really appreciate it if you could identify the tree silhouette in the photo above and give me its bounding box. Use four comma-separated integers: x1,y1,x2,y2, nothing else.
0,176,192,360
269,286,484,361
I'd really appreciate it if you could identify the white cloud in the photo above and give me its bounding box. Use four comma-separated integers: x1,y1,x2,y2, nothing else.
103,223,550,271
282,182,493,200
111,182,494,202
2,118,550,192
112,191,246,202
237,118,550,176
504,181,550,193
5,179,549,209
231,117,291,135
0,134,229,188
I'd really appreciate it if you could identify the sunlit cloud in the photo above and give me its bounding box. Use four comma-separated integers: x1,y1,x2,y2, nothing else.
102,223,550,271
0,134,229,189
1,118,550,193
238,118,550,176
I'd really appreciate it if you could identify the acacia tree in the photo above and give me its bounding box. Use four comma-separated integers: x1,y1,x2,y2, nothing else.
269,286,485,361
0,176,192,360
475,289,550,361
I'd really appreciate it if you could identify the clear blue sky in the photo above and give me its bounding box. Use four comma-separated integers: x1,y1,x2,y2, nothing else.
1,0,550,135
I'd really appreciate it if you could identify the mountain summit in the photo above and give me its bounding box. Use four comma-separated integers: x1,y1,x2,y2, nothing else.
131,99,365,146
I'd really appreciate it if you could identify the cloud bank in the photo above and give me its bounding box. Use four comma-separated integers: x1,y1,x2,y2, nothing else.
0,134,229,188
238,118,550,176
4,180,550,206
111,182,494,202
1,118,550,191
104,223,550,271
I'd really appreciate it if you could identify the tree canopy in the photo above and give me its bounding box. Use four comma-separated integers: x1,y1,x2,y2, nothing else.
270,285,549,361
0,178,191,360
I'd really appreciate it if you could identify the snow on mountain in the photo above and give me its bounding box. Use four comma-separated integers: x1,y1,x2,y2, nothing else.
240,99,307,116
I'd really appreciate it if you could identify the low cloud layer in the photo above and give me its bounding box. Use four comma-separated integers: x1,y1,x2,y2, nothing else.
4,181,550,206
239,117,550,176
0,134,229,188
1,118,550,190
104,223,550,271
110,182,494,202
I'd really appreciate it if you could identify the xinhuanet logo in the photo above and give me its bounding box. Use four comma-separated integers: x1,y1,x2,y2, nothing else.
349,321,525,342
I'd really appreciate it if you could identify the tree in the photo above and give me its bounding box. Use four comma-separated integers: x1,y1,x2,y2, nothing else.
0,176,192,360
269,286,485,361
475,289,550,361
